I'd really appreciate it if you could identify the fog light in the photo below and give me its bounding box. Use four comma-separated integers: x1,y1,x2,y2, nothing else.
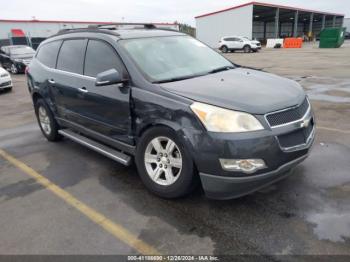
219,159,266,174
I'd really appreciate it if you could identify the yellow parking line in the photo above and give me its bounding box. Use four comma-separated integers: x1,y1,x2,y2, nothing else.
317,126,350,134
0,148,160,255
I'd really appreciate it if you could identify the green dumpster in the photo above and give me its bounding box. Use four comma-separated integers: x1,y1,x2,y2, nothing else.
319,27,346,48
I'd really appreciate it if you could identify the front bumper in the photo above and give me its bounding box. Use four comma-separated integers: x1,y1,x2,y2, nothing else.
0,78,12,90
183,107,315,200
251,45,261,50
200,154,308,199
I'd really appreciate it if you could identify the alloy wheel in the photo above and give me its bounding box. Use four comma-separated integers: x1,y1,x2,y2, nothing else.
144,136,182,186
244,46,251,53
11,64,18,74
38,106,51,135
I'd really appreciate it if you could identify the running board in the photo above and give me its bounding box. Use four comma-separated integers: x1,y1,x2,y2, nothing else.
58,129,132,166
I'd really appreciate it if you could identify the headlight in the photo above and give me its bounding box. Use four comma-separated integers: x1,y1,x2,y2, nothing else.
0,73,9,77
190,102,264,133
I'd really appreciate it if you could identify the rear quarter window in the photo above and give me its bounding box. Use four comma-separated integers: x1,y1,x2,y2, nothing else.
36,41,62,68
57,39,87,74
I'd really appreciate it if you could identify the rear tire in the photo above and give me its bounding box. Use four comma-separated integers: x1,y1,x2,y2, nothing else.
135,126,197,199
243,45,251,53
34,98,62,142
221,46,228,53
10,63,18,74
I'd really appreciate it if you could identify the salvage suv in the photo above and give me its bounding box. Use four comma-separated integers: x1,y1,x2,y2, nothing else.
26,24,315,199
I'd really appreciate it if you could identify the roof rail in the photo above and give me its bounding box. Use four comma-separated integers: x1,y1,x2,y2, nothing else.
88,23,156,30
53,23,178,38
54,27,120,37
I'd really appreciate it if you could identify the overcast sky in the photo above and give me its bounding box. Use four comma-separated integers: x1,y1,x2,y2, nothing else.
2,0,349,26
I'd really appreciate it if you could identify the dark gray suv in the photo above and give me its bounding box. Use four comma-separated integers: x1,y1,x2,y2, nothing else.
26,24,315,199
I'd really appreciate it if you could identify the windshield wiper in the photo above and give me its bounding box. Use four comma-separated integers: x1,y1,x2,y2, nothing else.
153,74,204,84
208,66,235,74
153,66,235,84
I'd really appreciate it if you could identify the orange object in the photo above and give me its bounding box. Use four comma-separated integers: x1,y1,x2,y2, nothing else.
283,38,303,48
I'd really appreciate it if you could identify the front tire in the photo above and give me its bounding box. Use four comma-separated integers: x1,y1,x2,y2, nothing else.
135,127,197,199
243,45,251,53
34,98,62,141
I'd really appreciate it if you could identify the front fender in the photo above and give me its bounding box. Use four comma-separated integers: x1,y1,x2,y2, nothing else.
131,86,204,158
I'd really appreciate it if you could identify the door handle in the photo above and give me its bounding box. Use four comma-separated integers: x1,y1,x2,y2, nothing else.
78,87,88,93
48,79,55,84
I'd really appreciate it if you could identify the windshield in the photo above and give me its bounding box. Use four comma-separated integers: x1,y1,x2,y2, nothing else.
9,46,35,56
120,36,234,83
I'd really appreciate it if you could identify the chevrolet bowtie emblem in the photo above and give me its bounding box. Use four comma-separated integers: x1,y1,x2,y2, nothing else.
300,118,311,128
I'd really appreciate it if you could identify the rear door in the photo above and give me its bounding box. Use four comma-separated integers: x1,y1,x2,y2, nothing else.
79,39,131,144
52,38,88,123
33,39,62,103
224,38,235,49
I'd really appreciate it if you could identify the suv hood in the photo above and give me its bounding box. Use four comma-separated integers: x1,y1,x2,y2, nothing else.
160,68,305,114
11,54,34,60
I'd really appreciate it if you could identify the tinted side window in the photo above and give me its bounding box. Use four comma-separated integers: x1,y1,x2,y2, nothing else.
36,41,62,68
57,39,86,74
84,40,124,77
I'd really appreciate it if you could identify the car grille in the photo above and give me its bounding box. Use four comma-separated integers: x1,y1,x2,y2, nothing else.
0,81,11,87
277,118,314,149
265,98,309,127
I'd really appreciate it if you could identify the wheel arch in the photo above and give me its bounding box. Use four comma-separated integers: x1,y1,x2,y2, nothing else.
136,120,183,143
135,120,200,175
32,91,43,105
221,45,228,51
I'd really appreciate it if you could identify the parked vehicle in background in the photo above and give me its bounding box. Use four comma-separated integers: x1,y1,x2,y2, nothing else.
219,36,261,53
0,67,12,91
0,45,35,74
26,24,314,200
344,31,350,40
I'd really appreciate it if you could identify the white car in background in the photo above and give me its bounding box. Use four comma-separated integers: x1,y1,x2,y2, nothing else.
0,66,13,92
219,36,261,53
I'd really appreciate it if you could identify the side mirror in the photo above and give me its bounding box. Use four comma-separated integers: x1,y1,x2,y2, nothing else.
95,69,126,86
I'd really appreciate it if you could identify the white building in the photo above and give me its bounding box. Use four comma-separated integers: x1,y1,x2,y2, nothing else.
344,18,350,32
0,19,179,49
195,2,344,47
